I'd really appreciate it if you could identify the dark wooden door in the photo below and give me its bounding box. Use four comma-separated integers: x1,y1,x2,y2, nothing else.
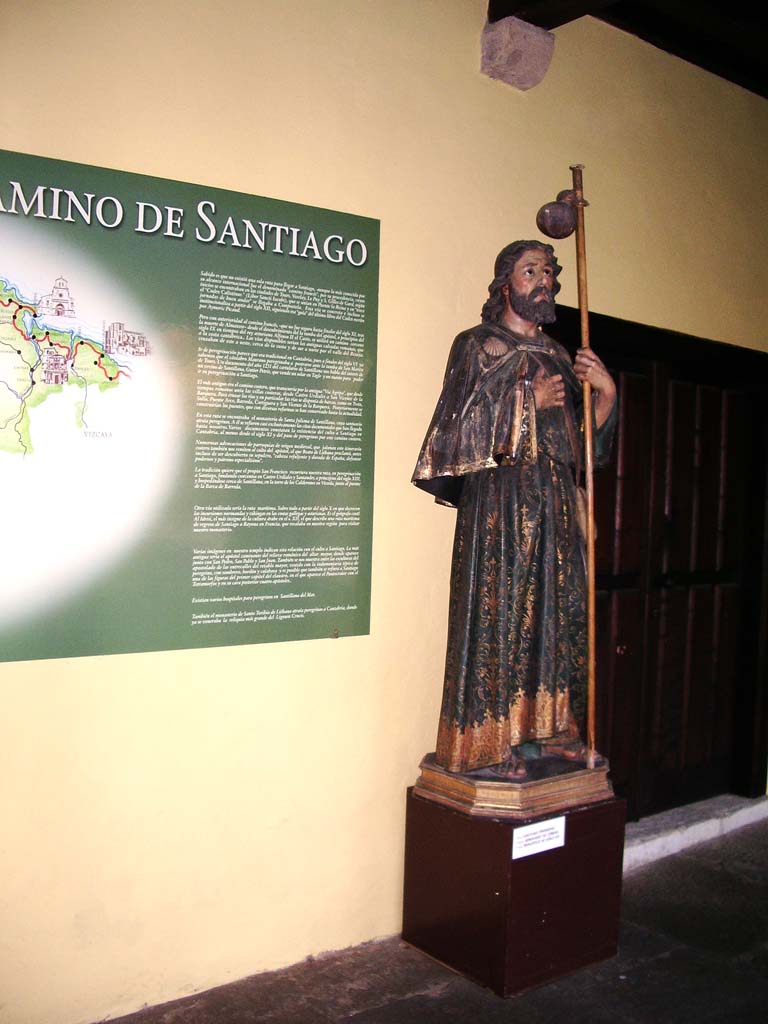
593,357,652,815
553,309,768,820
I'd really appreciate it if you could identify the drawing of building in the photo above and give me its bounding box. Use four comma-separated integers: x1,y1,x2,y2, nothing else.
104,322,151,356
41,347,69,385
37,276,77,318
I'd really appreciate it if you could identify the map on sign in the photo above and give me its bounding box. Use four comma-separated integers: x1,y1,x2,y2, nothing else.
0,256,182,633
0,274,142,455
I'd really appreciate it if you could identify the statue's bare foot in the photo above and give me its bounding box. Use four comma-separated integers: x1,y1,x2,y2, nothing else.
489,755,528,780
540,740,589,761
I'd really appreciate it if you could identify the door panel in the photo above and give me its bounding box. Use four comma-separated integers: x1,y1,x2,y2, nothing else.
589,350,762,817
642,376,753,813
693,387,722,573
595,588,643,797
554,307,767,820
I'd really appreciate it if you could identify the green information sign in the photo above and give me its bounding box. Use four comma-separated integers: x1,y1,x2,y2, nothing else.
0,150,379,661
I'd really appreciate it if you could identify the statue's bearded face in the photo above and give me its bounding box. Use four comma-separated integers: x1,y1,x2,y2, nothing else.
506,248,557,325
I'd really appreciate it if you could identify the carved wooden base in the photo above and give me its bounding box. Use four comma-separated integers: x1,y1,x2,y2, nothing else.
414,751,614,818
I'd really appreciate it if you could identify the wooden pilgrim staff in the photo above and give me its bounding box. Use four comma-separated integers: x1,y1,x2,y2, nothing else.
536,164,598,770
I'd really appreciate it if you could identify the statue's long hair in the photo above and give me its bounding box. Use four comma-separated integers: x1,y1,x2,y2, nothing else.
480,240,562,324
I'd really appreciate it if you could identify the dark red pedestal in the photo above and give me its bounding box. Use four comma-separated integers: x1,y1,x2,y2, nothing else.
402,788,625,997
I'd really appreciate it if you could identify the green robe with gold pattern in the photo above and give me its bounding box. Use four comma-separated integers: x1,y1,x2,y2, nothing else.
412,322,615,773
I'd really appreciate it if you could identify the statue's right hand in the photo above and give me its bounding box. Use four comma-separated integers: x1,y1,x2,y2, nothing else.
531,365,565,410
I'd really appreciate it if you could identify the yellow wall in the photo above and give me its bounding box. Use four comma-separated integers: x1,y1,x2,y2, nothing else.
1,3,766,1022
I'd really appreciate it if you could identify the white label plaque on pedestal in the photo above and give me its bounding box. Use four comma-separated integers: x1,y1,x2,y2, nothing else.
512,815,566,860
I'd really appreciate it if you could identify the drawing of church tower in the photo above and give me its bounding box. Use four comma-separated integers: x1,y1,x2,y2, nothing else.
42,347,69,385
104,321,151,356
37,276,76,318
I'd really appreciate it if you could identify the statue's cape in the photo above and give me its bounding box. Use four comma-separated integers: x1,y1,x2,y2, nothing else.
411,323,580,507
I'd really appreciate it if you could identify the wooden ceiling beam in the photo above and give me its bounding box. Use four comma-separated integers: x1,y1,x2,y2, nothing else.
486,1,767,98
